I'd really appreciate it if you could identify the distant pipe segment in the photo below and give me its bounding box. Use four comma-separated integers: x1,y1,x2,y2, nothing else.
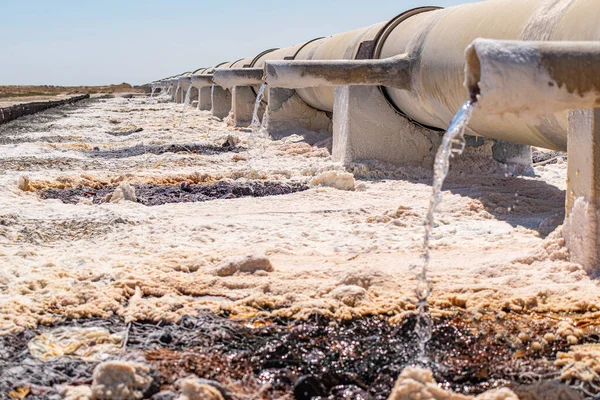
212,68,264,89
191,74,214,89
178,76,193,91
264,55,411,90
465,39,600,117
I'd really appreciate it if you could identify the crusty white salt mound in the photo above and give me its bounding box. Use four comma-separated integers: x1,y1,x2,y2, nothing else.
177,379,224,400
556,343,600,385
91,361,158,400
103,182,137,203
61,385,93,400
209,254,274,277
310,170,356,190
389,367,518,400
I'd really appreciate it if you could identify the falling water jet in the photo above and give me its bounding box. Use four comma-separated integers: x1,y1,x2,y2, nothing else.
251,83,267,133
260,105,269,131
247,83,269,161
179,86,193,128
415,99,477,360
174,83,181,102
210,83,215,107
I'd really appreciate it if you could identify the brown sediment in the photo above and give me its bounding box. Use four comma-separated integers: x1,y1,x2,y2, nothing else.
541,50,600,99
38,181,309,206
0,313,596,399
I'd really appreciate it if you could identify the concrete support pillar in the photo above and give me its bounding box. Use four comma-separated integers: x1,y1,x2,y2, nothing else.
265,87,331,137
332,85,439,166
564,108,600,277
176,88,186,104
231,86,257,127
211,86,231,119
198,87,212,111
190,87,199,103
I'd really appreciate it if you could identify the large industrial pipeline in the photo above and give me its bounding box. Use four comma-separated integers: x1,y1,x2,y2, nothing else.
260,0,598,150
173,0,600,161
148,0,600,274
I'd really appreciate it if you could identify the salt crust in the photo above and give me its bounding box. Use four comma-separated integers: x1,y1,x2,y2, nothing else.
388,367,518,400
0,97,597,349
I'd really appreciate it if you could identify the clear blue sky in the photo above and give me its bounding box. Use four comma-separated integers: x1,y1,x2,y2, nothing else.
1,0,479,86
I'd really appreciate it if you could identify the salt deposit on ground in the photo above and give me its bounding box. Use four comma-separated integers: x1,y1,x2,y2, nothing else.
0,95,598,341
388,367,518,400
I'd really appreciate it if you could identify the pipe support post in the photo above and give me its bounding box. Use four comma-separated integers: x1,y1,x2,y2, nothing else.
231,86,260,127
211,86,232,119
564,108,600,277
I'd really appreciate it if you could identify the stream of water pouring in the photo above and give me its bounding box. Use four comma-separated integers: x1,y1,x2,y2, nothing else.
174,84,181,102
179,86,193,127
416,100,477,359
248,83,268,160
251,83,267,132
210,83,215,106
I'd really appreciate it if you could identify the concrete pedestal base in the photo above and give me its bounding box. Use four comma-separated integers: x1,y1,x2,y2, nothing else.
231,86,258,127
175,87,186,104
211,86,231,119
491,140,534,176
197,87,212,111
332,86,440,166
265,88,332,137
564,108,600,277
190,87,199,103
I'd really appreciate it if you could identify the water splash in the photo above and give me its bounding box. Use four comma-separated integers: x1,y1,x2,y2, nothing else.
261,105,269,131
174,83,181,102
248,83,268,160
415,100,477,359
179,86,193,128
210,83,215,107
251,83,267,133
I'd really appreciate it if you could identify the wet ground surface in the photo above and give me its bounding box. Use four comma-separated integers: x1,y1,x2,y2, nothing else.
532,150,567,165
39,181,309,206
0,313,596,399
86,142,239,159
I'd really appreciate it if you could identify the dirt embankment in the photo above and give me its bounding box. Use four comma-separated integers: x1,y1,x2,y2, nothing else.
0,83,143,107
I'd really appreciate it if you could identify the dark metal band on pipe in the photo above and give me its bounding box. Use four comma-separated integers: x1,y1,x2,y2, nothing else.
264,55,411,90
212,68,264,89
191,74,214,89
466,39,600,117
